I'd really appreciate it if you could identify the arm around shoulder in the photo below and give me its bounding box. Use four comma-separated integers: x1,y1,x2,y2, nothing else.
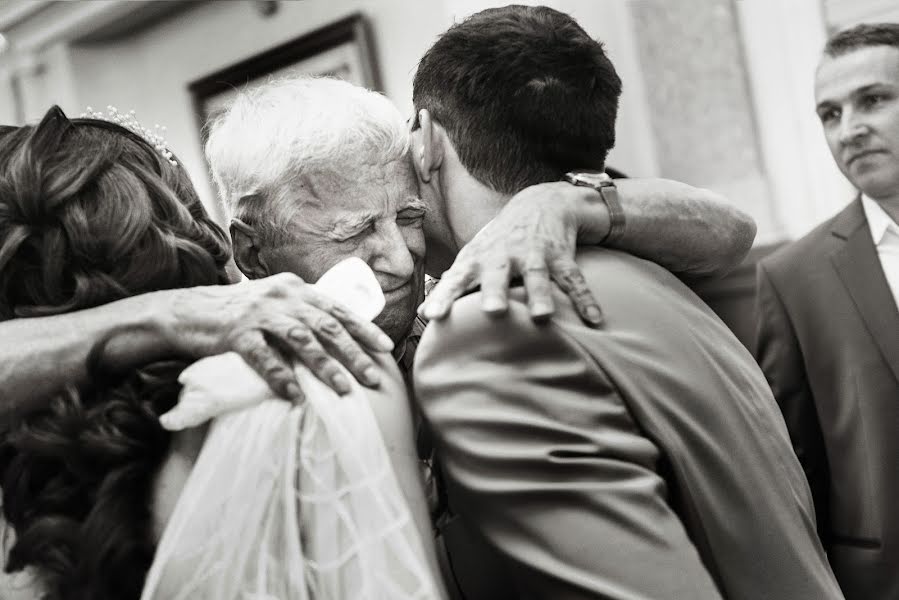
0,291,175,426
609,179,756,277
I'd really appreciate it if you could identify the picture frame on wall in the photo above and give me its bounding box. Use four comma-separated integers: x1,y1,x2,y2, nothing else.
188,13,380,142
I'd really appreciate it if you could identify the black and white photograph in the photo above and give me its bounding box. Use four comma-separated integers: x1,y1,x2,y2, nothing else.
0,0,897,598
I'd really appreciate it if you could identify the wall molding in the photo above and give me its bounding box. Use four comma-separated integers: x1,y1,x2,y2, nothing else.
824,0,899,29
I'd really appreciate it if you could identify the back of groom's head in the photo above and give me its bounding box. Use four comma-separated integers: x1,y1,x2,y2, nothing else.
413,5,622,194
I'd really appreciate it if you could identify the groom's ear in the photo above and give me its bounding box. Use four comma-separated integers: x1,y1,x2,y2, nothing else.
230,218,270,280
410,109,444,184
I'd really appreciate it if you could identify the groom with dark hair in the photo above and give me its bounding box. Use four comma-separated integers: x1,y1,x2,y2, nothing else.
413,7,620,194
411,6,843,599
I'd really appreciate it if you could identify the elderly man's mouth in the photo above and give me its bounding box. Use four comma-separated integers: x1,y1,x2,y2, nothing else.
383,283,412,300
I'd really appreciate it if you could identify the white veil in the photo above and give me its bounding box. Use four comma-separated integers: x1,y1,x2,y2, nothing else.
140,258,444,600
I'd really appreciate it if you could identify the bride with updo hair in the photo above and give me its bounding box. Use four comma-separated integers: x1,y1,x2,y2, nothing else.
0,106,446,600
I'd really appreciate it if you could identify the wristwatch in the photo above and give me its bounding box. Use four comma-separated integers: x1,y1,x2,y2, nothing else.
563,170,626,245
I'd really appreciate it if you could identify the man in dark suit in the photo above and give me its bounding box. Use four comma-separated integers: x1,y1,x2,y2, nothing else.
410,6,842,599
756,23,899,600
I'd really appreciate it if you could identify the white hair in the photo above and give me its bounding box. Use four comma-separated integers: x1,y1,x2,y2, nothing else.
205,77,410,244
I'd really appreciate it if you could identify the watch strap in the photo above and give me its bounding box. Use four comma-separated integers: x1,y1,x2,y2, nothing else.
563,171,627,245
598,181,626,245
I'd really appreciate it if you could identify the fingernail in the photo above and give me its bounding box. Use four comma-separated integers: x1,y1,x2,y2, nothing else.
377,333,394,351
585,306,604,325
362,367,380,387
286,382,304,403
532,302,553,317
332,373,351,395
482,296,506,313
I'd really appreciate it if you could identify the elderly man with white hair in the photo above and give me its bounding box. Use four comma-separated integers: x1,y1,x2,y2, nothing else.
207,78,429,344
205,76,754,348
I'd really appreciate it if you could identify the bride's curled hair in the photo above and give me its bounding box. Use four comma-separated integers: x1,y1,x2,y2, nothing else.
0,106,232,599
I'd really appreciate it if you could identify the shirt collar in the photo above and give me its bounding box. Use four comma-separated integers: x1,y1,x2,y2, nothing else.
393,314,428,372
393,277,438,366
861,194,899,245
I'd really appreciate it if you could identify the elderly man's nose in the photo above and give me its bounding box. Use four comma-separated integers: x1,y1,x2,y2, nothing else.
371,225,415,280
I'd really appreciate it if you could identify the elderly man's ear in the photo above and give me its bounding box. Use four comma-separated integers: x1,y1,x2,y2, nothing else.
410,109,444,184
230,218,271,280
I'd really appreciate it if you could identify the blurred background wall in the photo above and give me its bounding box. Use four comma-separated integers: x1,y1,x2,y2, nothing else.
1,0,897,243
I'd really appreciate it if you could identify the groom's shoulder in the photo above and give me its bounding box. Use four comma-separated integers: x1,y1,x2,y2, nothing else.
418,247,692,345
414,247,706,363
573,246,681,293
413,281,583,377
575,246,711,307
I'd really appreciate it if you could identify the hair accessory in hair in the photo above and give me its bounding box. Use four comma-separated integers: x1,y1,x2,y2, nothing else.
81,105,178,166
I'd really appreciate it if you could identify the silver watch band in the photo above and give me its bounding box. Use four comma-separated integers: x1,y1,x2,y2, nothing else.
563,171,627,245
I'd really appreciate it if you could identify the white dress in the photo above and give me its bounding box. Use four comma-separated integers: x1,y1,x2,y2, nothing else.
142,257,444,599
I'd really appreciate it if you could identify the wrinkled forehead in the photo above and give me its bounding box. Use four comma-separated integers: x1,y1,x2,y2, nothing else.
320,154,415,199
293,155,418,222
815,45,899,103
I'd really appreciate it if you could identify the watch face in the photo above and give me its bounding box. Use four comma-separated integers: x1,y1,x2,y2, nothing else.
566,171,612,187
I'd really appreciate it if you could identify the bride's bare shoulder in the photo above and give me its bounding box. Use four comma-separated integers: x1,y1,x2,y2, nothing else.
359,352,418,454
151,425,208,543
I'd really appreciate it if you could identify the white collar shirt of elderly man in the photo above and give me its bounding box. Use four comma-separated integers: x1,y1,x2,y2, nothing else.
230,156,427,345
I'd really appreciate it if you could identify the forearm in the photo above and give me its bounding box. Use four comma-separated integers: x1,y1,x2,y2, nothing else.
0,291,174,425
578,178,757,277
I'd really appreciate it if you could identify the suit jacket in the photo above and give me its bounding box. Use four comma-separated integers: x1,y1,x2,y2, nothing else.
756,198,899,600
415,247,842,600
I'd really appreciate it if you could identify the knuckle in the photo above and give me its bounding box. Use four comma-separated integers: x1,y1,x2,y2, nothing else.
331,332,360,353
246,296,267,314
351,353,375,373
266,272,303,296
486,260,510,273
509,227,528,243
549,262,580,283
232,330,260,353
328,302,352,321
286,325,315,347
263,359,289,379
267,283,288,299
573,286,596,302
246,344,273,368
308,352,334,373
315,315,343,337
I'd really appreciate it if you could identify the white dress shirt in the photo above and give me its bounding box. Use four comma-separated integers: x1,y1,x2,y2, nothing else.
862,195,899,312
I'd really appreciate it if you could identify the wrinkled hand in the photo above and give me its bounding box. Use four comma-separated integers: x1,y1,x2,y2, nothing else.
161,272,394,403
420,182,604,326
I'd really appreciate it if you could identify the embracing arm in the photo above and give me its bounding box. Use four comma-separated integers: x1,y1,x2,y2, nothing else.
421,178,755,324
597,178,755,277
0,273,393,427
0,293,168,425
